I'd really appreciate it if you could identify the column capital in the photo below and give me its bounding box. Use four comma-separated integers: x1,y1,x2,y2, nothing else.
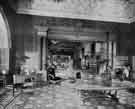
34,25,48,37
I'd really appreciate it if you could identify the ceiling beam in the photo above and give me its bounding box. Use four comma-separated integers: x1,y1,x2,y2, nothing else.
10,0,135,23
17,8,131,24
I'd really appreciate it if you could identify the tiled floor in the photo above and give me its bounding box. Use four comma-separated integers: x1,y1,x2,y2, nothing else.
0,86,20,109
5,79,135,109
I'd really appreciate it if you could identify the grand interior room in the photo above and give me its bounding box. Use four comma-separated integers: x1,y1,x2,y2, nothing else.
1,0,135,108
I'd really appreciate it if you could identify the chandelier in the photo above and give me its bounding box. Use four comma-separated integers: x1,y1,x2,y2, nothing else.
53,0,64,3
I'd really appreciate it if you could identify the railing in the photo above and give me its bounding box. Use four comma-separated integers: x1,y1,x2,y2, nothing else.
13,73,45,95
0,76,6,88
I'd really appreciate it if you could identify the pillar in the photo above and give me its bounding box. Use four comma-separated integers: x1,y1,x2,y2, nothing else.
35,26,48,81
42,37,47,70
106,32,109,68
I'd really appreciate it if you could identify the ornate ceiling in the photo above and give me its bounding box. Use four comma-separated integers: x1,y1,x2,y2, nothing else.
10,0,135,23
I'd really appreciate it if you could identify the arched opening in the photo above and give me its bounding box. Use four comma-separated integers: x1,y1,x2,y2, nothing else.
0,6,11,87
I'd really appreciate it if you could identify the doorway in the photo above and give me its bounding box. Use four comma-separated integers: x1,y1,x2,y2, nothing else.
47,40,81,78
47,39,114,79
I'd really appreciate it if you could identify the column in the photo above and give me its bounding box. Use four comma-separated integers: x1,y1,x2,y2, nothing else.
132,56,135,70
35,26,48,70
111,42,114,69
42,37,47,70
36,26,48,81
38,33,47,71
106,32,109,68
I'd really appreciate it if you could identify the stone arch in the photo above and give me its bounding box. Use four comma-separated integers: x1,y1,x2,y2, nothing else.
0,6,11,71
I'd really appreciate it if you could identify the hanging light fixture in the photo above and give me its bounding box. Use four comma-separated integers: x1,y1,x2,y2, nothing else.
53,0,64,3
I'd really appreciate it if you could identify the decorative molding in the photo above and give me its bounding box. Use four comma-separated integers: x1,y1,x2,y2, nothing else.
17,8,131,23
34,25,48,32
48,30,116,41
34,25,48,36
14,0,134,23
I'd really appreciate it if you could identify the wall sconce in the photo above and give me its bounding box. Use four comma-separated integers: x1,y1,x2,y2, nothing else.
2,70,6,75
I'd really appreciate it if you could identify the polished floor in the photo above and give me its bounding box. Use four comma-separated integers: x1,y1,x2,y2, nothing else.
5,79,135,109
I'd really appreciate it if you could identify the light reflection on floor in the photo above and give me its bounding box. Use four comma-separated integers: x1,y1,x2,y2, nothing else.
7,80,135,109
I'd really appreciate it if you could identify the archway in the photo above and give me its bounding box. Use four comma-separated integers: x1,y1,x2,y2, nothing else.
0,6,11,78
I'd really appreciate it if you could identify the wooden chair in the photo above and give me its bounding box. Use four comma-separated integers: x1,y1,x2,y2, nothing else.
23,75,35,93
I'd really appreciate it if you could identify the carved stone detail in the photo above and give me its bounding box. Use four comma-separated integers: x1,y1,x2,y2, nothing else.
16,0,135,23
